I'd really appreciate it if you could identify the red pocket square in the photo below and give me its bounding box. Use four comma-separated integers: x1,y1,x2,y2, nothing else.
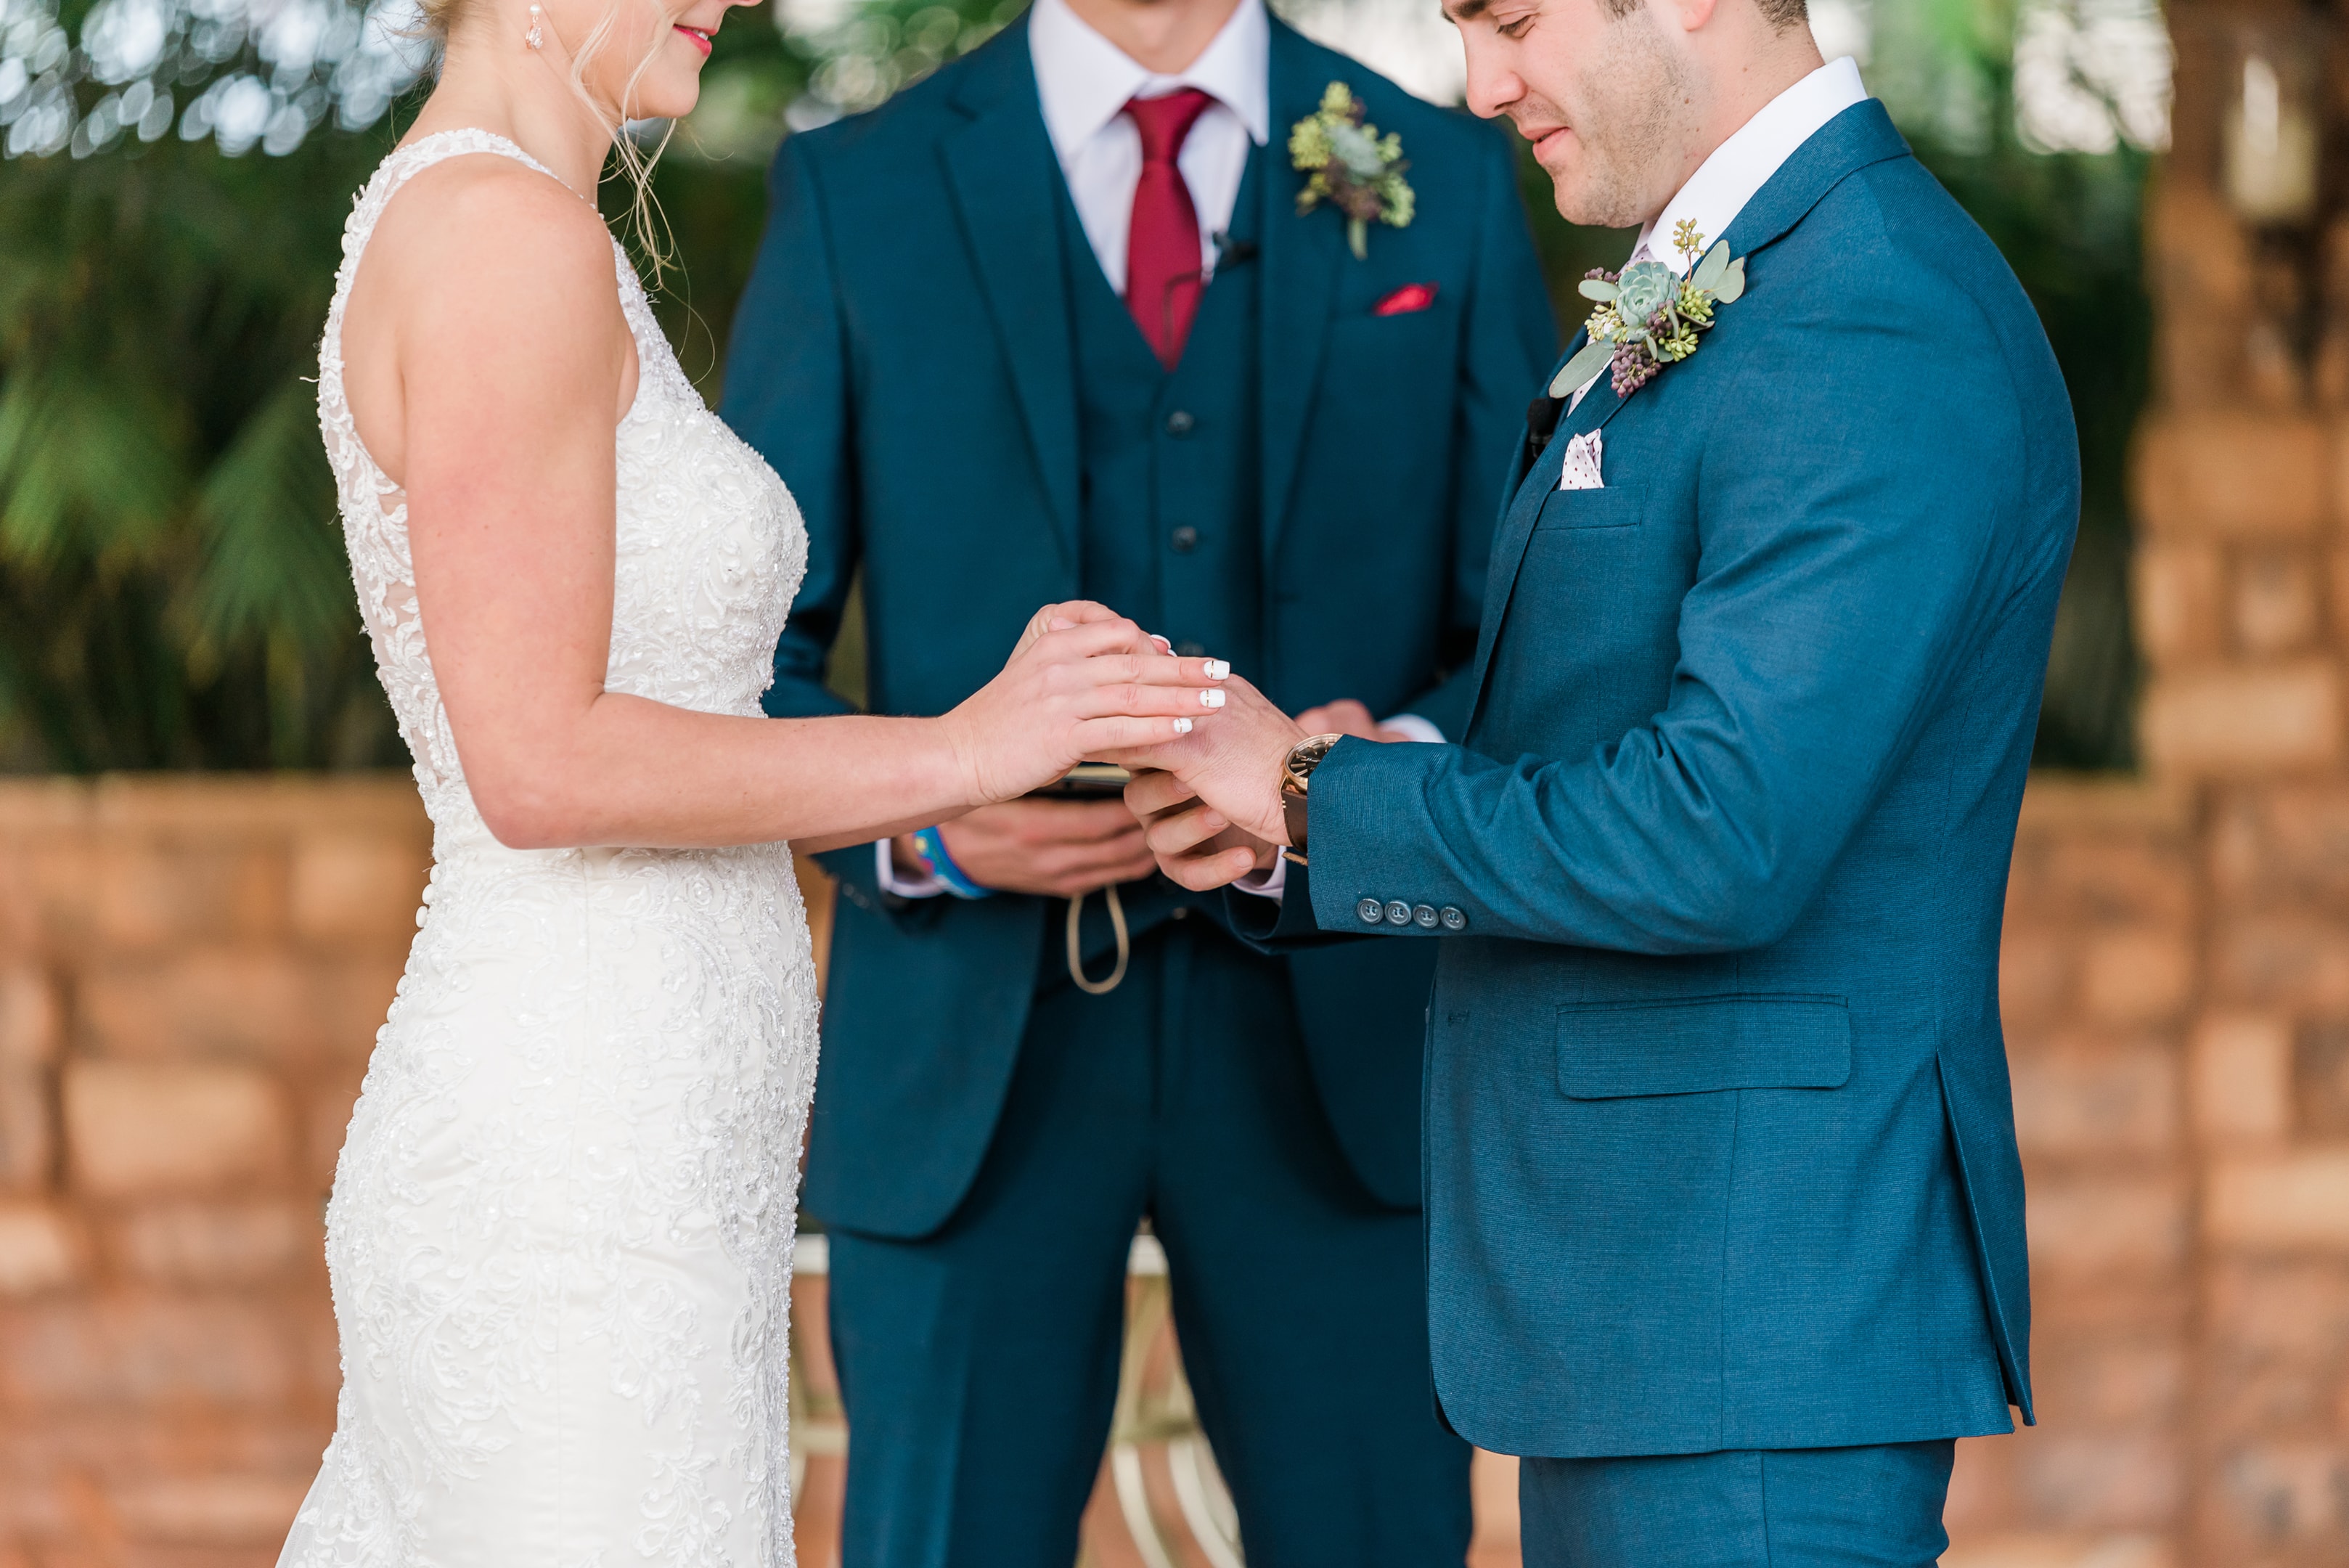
1372,282,1439,317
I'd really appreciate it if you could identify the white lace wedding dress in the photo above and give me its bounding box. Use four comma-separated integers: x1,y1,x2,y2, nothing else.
282,130,820,1568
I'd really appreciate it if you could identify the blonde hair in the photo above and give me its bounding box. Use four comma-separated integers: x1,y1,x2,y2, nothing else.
422,0,677,285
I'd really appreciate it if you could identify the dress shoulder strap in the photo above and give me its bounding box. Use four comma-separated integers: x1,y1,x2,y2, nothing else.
336,128,569,270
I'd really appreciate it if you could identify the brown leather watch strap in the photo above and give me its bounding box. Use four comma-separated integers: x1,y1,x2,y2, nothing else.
1282,785,1310,862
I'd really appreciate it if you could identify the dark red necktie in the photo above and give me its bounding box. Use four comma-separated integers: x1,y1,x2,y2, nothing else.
1124,88,1214,369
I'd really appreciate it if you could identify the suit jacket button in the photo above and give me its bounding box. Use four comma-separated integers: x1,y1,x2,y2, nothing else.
1164,409,1196,436
1384,900,1412,926
1439,906,1466,931
1169,526,1199,554
1357,898,1385,925
1413,904,1438,928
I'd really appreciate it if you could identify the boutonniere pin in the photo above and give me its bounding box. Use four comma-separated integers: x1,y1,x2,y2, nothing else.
1289,82,1415,260
1550,219,1747,400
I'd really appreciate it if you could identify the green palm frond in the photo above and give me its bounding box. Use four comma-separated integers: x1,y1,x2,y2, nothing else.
0,360,187,568
185,377,352,650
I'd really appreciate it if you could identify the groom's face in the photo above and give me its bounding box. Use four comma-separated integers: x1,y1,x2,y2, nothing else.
1448,0,1700,230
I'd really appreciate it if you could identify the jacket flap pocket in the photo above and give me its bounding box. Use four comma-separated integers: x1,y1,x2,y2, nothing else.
1556,995,1852,1099
1533,483,1646,531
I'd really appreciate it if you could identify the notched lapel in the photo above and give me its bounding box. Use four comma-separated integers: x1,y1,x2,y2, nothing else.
941,36,1082,572
1258,21,1348,571
1462,353,1631,728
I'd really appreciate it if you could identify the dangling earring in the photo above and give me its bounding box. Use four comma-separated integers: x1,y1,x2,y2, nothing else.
526,4,543,48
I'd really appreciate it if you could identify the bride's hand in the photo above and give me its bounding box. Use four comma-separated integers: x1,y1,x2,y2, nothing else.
939,603,1228,806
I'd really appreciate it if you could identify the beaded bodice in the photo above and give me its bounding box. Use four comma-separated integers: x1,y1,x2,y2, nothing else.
316,128,806,842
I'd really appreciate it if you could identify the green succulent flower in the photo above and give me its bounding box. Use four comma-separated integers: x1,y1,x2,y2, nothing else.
1290,81,1417,260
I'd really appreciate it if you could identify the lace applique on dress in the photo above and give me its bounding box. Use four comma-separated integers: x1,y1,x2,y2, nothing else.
285,128,819,1568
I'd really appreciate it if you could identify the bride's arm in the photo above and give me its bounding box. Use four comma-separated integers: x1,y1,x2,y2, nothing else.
385,168,1213,851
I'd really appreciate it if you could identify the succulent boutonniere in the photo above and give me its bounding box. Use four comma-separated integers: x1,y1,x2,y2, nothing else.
1551,219,1747,400
1289,82,1415,260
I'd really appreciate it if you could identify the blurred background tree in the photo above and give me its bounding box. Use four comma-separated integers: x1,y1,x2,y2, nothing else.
0,0,2165,772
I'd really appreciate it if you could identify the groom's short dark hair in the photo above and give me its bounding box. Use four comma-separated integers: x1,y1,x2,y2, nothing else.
1604,0,1808,30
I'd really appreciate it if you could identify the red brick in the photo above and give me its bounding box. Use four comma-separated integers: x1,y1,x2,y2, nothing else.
0,1294,330,1410
2210,1441,2349,1544
0,967,58,1068
92,844,285,954
2028,1175,2189,1280
288,834,426,948
2141,661,2344,777
2207,1260,2349,1365
106,1474,308,1546
2079,931,2197,1027
2236,549,2323,656
2135,541,2227,669
2028,1337,2185,1429
107,1203,316,1288
2013,1431,2185,1531
0,1061,52,1195
2136,414,2326,539
63,1062,290,1201
75,952,311,1065
0,1201,81,1298
2191,1013,2293,1146
2001,928,2075,1029
2209,785,2349,910
2215,912,2349,1014
2012,1043,2179,1159
2207,1150,2349,1252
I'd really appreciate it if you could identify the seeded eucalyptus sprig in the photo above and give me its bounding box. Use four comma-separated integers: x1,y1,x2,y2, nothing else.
1551,219,1747,400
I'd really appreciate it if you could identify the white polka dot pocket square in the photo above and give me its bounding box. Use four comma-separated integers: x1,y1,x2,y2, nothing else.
1558,429,1604,491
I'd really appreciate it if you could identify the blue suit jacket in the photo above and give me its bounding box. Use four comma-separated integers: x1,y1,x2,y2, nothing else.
720,17,1556,1235
1249,102,2074,1456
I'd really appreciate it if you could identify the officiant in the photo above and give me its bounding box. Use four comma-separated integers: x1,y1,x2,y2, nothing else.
722,0,1552,1558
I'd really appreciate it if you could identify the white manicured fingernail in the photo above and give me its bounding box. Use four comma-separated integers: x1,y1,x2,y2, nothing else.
1150,634,1173,650
1204,659,1230,680
1200,689,1225,709
1173,717,1193,735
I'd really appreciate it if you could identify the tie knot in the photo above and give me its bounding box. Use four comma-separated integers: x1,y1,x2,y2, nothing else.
1125,88,1213,166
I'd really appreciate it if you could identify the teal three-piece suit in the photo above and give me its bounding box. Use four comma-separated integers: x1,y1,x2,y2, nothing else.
1239,99,2078,1563
719,15,1556,1567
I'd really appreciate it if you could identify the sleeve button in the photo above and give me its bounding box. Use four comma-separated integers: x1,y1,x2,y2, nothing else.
1413,904,1438,928
1384,900,1412,926
1439,907,1466,931
1357,898,1386,925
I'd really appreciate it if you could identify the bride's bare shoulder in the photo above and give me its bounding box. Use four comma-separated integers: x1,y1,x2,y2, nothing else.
363,151,619,324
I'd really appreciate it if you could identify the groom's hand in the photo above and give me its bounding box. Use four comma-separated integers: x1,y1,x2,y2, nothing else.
1110,674,1305,889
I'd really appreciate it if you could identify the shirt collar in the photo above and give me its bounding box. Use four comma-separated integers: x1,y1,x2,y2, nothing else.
1028,0,1271,162
1636,55,1868,274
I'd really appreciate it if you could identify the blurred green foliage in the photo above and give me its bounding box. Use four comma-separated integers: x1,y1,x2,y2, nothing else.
0,0,2152,772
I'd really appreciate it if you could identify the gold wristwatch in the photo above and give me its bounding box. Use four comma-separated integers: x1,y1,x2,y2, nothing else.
1279,734,1344,867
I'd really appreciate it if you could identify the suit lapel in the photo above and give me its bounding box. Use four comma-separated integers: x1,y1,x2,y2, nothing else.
1461,345,1630,727
1461,99,1915,735
1257,20,1347,572
941,23,1082,572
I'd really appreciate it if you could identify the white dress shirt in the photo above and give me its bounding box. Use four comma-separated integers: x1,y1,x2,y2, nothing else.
1567,56,1868,411
1249,58,1874,902
878,0,1434,900
1029,0,1270,295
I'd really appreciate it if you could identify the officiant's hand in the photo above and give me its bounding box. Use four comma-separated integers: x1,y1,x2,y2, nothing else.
1294,699,1421,746
888,798,1157,899
1111,674,1305,891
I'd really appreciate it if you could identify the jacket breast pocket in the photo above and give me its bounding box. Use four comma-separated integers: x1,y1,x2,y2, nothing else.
1556,995,1852,1099
1532,482,1646,532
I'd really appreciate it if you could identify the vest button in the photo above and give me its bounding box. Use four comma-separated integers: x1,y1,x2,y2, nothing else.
1169,526,1199,554
1164,410,1196,436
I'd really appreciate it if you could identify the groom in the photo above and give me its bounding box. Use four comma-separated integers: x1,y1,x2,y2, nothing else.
1124,0,2078,1562
719,0,1554,1560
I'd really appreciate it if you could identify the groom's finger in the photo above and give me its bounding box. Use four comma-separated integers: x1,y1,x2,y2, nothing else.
1122,767,1197,818
1138,798,1229,859
1154,842,1260,893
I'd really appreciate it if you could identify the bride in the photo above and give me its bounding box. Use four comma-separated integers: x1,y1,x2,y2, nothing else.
280,0,1225,1558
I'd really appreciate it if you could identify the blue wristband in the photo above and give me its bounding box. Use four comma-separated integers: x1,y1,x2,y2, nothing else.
910,825,992,899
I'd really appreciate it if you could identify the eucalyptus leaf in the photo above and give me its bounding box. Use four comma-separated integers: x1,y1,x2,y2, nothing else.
1693,240,1731,293
1714,257,1747,303
1548,338,1617,399
1577,278,1619,302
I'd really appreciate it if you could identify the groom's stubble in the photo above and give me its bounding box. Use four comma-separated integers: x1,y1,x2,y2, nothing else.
1528,4,1702,230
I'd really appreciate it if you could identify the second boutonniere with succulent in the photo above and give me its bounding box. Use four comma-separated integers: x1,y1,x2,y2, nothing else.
1289,81,1415,260
1551,219,1748,400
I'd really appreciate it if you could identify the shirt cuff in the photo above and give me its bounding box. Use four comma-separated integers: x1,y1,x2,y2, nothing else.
875,838,949,899
1234,854,1288,901
1378,712,1445,745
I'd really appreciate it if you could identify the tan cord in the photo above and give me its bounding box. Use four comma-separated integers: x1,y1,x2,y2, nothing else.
1067,882,1129,995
